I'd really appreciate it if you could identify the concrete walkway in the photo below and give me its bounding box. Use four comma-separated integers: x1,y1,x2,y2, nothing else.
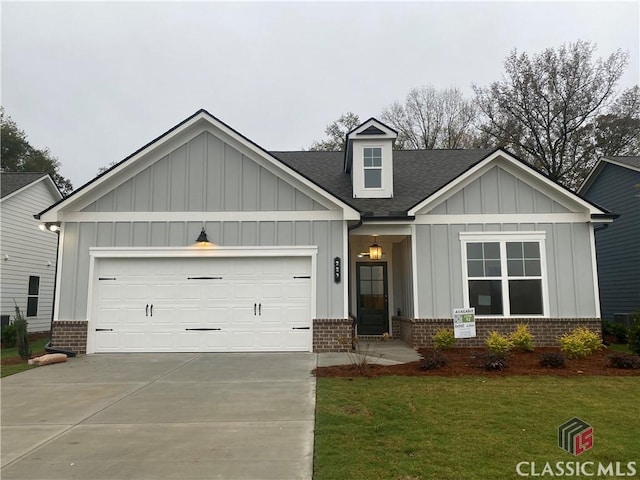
317,339,421,367
1,353,316,480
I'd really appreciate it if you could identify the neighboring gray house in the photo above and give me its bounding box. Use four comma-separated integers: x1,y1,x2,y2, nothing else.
579,156,640,322
1,173,62,332
37,111,613,354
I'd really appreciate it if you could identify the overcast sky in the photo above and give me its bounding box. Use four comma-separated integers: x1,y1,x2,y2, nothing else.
2,1,638,189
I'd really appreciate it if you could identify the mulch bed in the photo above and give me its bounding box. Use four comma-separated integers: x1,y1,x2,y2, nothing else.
314,347,640,378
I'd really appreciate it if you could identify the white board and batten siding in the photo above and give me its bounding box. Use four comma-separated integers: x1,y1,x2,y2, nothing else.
0,177,61,332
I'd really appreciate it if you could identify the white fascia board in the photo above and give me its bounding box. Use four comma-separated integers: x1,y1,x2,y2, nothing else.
60,210,344,223
2,175,62,204
408,150,607,217
415,213,592,224
89,246,318,259
41,111,360,222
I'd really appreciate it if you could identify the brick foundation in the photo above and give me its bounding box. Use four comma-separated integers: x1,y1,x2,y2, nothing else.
392,316,601,349
51,321,88,354
313,318,354,352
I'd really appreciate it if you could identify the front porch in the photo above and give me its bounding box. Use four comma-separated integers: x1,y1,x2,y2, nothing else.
349,230,414,338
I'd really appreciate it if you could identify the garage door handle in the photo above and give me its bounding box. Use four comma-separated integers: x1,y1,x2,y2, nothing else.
254,303,257,315
185,328,221,331
96,328,113,332
292,327,310,330
146,304,149,316
150,304,153,317
258,303,261,315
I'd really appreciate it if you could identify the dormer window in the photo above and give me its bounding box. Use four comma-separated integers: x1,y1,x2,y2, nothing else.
344,118,397,199
364,147,382,189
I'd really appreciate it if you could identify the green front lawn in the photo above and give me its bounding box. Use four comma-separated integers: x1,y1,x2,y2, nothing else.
314,376,639,480
0,337,50,378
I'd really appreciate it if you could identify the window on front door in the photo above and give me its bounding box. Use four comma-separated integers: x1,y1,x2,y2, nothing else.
363,147,382,188
463,236,546,316
27,275,40,317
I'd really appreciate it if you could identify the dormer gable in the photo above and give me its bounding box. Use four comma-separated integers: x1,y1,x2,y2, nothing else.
344,118,397,199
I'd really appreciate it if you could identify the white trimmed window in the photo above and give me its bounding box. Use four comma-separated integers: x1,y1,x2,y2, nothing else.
363,147,382,188
460,232,548,317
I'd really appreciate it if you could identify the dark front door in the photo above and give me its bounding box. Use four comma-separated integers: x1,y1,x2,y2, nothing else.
356,262,388,335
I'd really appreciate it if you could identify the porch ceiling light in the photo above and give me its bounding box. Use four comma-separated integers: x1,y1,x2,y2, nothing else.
369,242,382,260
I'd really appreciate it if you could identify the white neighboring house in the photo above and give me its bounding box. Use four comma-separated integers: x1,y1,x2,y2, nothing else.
1,173,62,332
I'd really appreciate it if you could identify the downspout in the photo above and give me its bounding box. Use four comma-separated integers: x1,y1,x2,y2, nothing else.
44,226,76,357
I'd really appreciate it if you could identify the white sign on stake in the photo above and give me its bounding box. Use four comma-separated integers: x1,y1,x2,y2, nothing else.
453,307,476,339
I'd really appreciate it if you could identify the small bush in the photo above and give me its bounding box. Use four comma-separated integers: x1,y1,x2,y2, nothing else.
432,328,455,350
485,331,512,354
474,352,508,371
13,305,31,360
1,323,18,348
420,351,448,370
539,352,566,368
608,353,640,370
559,327,602,359
628,313,640,355
509,324,534,351
602,320,628,343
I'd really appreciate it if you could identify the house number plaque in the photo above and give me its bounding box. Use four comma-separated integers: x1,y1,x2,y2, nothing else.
333,257,341,283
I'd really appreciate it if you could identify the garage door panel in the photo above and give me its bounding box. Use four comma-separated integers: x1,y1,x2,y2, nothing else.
93,256,312,353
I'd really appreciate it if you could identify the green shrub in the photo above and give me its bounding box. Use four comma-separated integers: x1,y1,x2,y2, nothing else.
608,353,640,370
420,350,448,370
1,323,18,348
539,352,566,368
485,331,512,354
13,305,30,360
509,324,534,351
559,327,601,359
602,320,628,343
432,328,455,350
628,312,640,355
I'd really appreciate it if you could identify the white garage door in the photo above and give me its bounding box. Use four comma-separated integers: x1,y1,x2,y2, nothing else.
91,256,312,353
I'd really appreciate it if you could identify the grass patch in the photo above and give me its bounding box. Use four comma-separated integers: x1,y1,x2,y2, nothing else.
1,337,49,377
314,376,639,480
607,343,632,354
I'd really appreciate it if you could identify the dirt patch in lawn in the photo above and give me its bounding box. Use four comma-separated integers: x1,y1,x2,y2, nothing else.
314,347,640,378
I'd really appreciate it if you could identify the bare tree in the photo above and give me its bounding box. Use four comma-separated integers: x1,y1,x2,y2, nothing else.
593,85,640,157
473,40,628,188
309,112,361,151
381,86,478,149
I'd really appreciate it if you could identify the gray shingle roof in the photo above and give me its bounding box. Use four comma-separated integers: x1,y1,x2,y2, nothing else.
271,149,494,216
1,172,48,199
606,156,640,171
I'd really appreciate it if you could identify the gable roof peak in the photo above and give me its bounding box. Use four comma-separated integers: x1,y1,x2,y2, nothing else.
346,117,398,138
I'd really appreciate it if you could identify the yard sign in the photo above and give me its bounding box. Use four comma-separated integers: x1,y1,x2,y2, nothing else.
453,307,476,338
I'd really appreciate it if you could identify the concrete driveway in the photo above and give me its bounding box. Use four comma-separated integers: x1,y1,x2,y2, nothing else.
1,353,316,480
